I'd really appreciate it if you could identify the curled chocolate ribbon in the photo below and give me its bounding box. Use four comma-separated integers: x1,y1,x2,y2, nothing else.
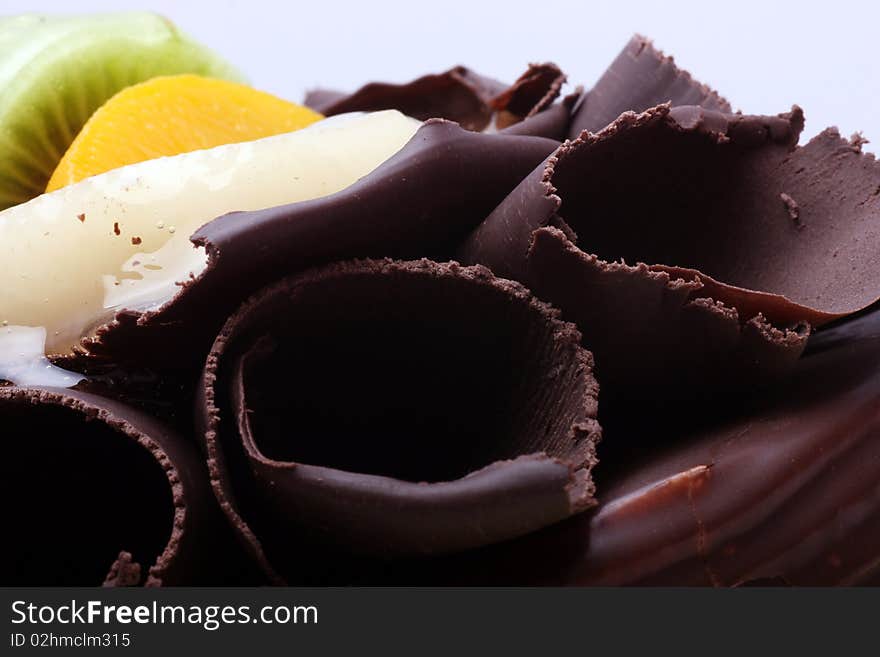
490,63,567,129
500,88,583,141
460,103,880,393
430,306,880,586
305,66,507,130
197,259,601,583
305,63,566,133
569,34,732,137
0,387,219,586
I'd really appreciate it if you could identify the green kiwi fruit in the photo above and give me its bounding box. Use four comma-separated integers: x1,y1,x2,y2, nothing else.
0,12,244,210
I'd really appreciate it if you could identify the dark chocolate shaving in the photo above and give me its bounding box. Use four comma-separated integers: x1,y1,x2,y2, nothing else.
304,66,507,130
78,121,558,374
392,308,880,586
569,34,732,138
460,103,880,391
197,259,601,583
524,226,809,394
305,63,566,132
0,387,218,586
453,306,880,586
501,88,583,140
490,63,566,129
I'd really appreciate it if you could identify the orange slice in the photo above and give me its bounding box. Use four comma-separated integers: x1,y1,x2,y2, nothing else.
46,74,323,191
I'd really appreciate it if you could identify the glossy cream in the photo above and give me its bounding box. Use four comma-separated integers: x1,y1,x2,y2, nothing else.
0,326,83,386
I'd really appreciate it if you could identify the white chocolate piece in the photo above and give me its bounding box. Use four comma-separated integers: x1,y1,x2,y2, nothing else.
0,110,420,356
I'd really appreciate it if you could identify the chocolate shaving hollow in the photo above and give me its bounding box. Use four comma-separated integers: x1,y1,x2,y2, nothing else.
305,63,566,132
0,387,218,586
569,34,731,138
78,121,559,374
197,259,601,583
459,103,880,391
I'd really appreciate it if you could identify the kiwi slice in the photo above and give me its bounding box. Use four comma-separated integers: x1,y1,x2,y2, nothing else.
0,12,243,210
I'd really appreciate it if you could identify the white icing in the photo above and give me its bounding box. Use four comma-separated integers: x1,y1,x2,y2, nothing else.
0,326,83,387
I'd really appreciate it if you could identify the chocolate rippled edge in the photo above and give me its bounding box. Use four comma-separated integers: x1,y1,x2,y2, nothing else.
70,121,559,375
0,386,218,586
195,258,601,583
459,103,880,392
304,63,566,133
435,306,880,586
569,34,732,138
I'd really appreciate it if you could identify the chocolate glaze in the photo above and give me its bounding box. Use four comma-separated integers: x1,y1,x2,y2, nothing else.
305,64,565,132
77,121,559,374
569,34,731,138
434,307,880,586
196,259,601,583
459,104,880,392
0,387,220,586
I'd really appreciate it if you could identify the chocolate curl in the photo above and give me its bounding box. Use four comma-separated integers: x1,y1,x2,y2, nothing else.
490,63,567,129
80,121,559,374
446,306,880,586
501,88,583,140
460,104,880,392
569,34,731,138
0,387,217,586
305,63,566,133
305,67,507,130
197,259,601,583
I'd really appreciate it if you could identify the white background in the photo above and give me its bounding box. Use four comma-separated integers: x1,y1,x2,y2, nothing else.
4,0,878,145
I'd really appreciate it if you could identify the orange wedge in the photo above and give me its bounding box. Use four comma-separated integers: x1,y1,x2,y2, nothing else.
46,74,323,191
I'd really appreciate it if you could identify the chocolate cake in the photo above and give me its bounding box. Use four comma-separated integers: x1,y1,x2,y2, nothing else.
1,21,878,586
